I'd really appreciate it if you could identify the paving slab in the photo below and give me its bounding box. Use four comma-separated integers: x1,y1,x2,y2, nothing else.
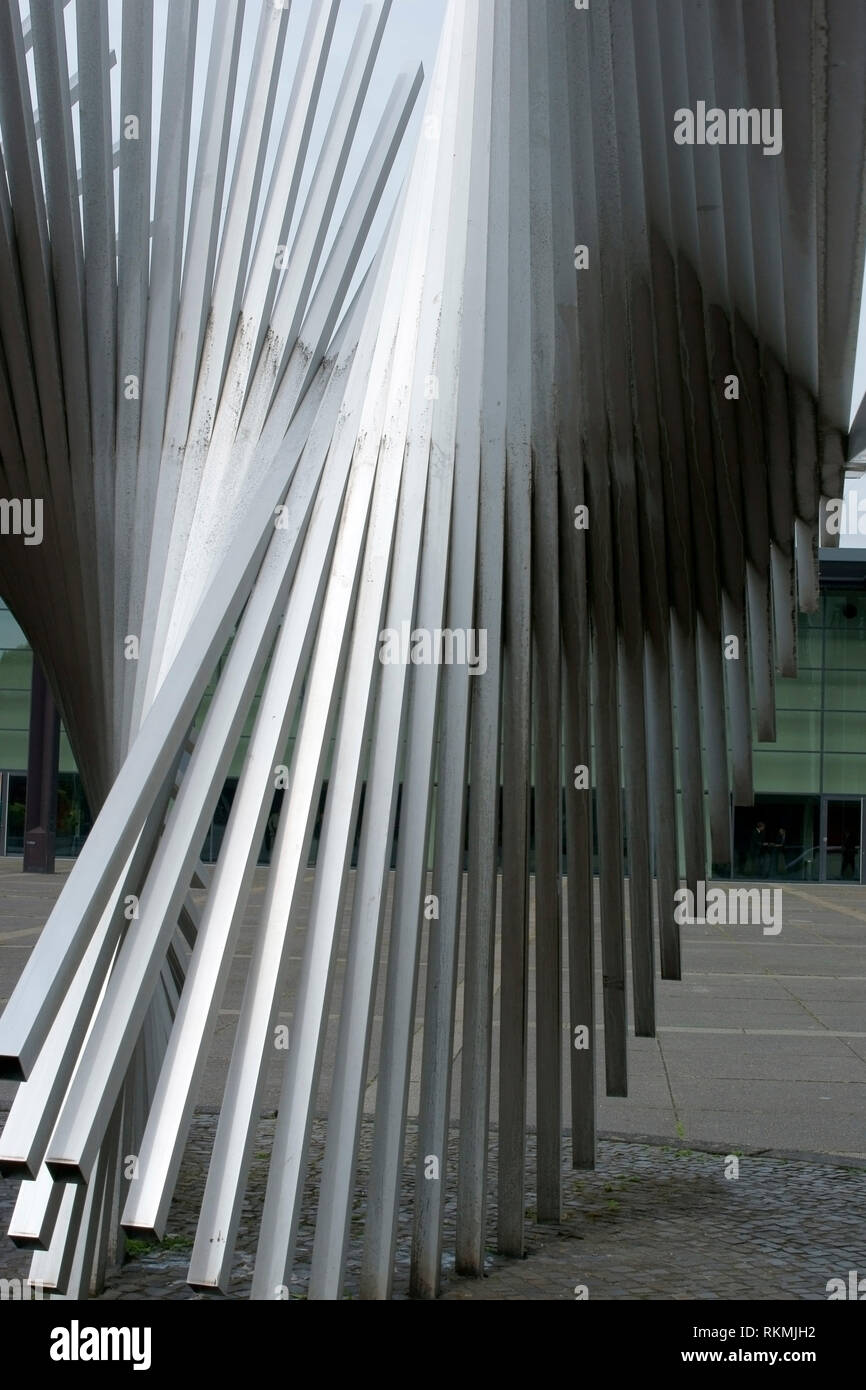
1,865,865,1298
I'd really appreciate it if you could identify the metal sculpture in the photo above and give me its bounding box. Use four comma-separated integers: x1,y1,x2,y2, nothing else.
0,0,864,1300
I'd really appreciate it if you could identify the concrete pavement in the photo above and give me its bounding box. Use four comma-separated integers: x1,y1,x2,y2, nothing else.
1,862,864,1157
1,860,864,1299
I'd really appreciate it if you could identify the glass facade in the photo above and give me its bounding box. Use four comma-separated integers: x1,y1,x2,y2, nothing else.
0,601,32,772
0,600,93,856
734,564,866,882
752,590,866,796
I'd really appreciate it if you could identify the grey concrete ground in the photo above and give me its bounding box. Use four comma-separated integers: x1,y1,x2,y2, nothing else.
0,859,864,1298
2,861,864,1157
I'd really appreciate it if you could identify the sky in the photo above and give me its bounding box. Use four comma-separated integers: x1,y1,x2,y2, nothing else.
31,0,447,341
141,0,448,297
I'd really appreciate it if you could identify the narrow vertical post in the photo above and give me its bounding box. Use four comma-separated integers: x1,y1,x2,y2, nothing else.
24,659,60,873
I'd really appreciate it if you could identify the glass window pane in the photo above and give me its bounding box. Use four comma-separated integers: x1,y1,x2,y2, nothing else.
822,798,860,880
824,631,866,671
0,611,26,648
5,772,26,852
227,735,249,779
823,712,866,753
0,648,33,688
194,694,211,729
0,730,28,767
58,730,78,774
754,709,820,750
822,754,866,795
0,689,30,729
55,773,92,856
801,600,825,629
824,668,866,709
795,629,824,667
774,667,821,709
823,593,866,631
732,798,819,881
753,749,820,794
242,695,260,739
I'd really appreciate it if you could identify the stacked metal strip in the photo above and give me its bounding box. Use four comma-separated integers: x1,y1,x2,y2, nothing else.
0,0,864,1300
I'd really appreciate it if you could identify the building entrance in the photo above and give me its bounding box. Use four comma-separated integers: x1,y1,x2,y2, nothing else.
820,797,864,883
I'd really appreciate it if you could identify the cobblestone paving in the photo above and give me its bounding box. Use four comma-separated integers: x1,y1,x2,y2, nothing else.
2,1112,863,1300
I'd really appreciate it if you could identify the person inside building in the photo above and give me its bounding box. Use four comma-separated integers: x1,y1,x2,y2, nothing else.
748,820,766,876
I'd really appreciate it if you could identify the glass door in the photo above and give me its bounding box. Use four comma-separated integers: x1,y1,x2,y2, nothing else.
5,772,26,856
821,798,863,882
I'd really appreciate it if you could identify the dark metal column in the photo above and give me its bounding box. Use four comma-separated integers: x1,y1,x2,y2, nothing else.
23,658,60,873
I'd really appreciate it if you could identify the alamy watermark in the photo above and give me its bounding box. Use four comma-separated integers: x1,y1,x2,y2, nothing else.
378,622,487,675
50,1320,151,1371
824,495,866,539
0,1276,46,1299
674,102,782,157
0,498,42,545
827,1270,866,1299
673,881,782,936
